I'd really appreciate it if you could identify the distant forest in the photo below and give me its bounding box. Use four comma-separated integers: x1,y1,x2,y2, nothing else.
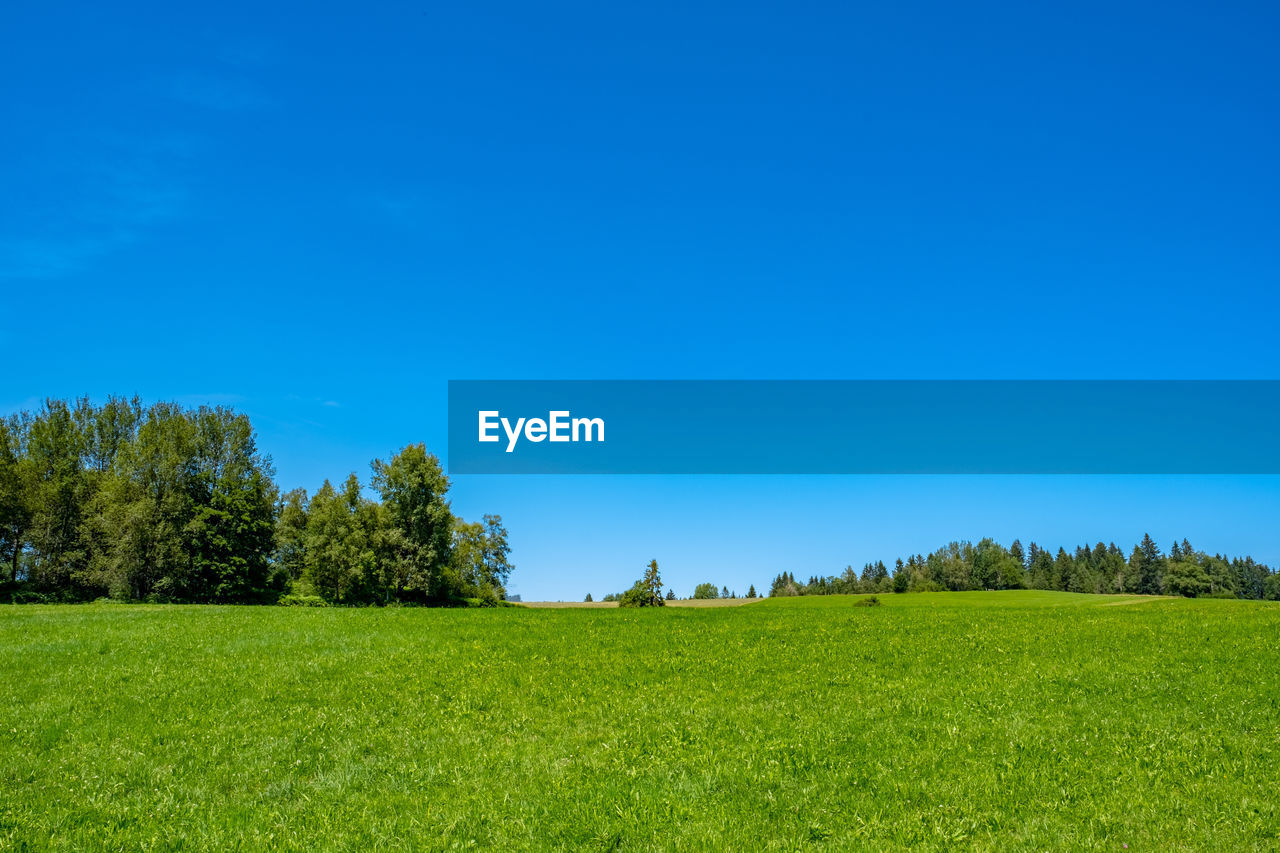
770,535,1280,600
0,397,512,605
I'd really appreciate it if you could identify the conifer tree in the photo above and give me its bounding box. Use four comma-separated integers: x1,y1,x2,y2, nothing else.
643,559,663,605
1135,533,1165,595
1009,539,1025,570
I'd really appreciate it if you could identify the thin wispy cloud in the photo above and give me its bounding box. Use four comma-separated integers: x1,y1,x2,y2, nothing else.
284,395,345,409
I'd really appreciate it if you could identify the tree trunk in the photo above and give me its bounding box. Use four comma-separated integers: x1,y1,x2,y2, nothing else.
10,529,21,584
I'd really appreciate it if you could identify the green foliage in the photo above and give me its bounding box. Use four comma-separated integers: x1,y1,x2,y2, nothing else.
2,592,1278,849
0,415,29,587
768,571,800,597
466,583,501,607
0,399,515,607
303,476,370,604
1164,556,1211,598
0,398,280,604
274,488,309,584
892,559,909,593
278,593,329,607
371,444,454,600
619,561,665,608
9,590,55,604
451,514,514,602
1132,533,1166,595
643,559,662,604
1029,546,1055,590
617,581,650,607
973,538,1025,590
860,560,890,592
766,534,1276,602
692,582,718,599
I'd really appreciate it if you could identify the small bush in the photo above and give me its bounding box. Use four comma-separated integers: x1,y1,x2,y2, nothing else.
854,596,881,607
278,594,329,607
1200,590,1239,600
444,595,521,608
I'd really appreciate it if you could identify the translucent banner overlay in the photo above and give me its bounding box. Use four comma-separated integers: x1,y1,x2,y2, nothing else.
447,381,1280,474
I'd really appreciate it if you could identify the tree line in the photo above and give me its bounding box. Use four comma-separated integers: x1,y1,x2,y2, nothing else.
588,571,757,604
0,397,512,605
769,534,1280,600
691,582,757,600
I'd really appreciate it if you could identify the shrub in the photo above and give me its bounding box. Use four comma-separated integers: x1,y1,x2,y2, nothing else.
854,596,881,607
450,595,520,608
278,594,329,607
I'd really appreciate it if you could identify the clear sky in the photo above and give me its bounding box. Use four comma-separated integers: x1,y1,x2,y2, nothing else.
3,1,1278,599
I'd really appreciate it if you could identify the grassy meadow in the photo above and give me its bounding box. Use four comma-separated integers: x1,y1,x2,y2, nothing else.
2,592,1277,850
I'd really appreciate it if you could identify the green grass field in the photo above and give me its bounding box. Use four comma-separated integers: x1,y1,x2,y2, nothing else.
2,592,1278,851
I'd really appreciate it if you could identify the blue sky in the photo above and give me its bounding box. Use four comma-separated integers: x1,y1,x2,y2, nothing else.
3,1,1278,598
